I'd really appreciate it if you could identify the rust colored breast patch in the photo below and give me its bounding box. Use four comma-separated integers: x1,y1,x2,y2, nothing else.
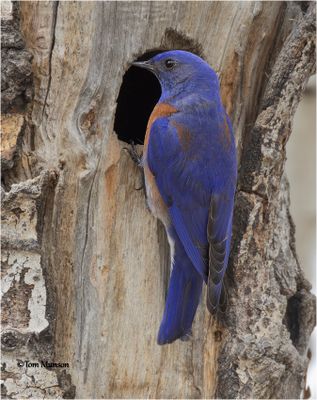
144,102,178,149
143,102,177,226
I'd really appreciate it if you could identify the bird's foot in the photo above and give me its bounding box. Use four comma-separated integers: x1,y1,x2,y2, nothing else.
124,140,143,167
123,141,145,191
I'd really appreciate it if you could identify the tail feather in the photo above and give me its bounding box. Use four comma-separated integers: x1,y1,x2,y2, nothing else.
157,236,203,345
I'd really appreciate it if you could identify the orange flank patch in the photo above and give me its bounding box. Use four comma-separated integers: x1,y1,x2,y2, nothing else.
221,115,232,149
171,121,192,151
144,102,177,148
143,163,170,225
143,102,177,226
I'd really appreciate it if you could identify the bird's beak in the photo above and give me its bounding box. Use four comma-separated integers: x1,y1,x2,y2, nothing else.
132,60,155,72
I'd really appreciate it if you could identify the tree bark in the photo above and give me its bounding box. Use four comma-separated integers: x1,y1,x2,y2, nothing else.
1,1,315,399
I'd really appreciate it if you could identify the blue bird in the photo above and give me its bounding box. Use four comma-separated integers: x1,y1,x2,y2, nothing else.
133,50,237,345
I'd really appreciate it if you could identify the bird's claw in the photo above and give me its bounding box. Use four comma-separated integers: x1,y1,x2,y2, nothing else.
122,141,146,192
123,140,143,167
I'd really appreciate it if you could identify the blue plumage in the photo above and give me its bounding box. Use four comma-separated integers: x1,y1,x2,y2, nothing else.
133,50,237,345
157,227,203,345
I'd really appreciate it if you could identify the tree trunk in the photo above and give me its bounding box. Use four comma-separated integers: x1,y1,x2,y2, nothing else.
1,1,315,399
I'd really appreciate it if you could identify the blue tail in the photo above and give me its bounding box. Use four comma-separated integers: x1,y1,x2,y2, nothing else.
157,235,203,345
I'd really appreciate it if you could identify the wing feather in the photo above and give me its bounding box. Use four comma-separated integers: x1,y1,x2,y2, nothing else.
146,110,236,315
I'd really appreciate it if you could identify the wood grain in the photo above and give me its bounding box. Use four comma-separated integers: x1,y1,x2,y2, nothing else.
1,1,315,398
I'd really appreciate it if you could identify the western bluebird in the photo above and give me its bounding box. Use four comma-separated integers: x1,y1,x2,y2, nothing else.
132,50,237,345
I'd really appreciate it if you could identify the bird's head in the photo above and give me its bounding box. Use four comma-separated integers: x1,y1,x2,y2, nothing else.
132,50,219,100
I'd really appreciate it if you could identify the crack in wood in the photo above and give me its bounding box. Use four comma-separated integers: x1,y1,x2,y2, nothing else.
41,1,59,122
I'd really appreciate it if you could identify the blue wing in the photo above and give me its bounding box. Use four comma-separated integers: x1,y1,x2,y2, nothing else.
147,112,236,311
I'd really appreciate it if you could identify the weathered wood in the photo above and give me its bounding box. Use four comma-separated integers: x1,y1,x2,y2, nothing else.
1,1,315,398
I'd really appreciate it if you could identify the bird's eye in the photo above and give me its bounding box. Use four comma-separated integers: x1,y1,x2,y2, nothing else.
165,59,176,69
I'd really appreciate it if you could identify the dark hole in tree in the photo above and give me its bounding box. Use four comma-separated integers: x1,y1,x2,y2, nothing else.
114,51,163,145
283,293,301,347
